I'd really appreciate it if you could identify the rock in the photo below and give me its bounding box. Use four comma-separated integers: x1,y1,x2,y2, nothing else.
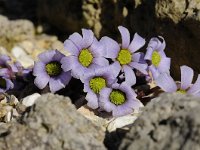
119,93,200,150
0,94,106,150
17,55,34,68
22,93,41,107
11,46,27,58
0,15,35,50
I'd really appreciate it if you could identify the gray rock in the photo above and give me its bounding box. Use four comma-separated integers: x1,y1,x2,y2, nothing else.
119,93,200,150
0,15,34,50
0,94,106,150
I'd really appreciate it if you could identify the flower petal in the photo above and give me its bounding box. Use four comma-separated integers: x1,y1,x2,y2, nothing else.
118,26,130,49
49,77,65,93
157,57,171,73
123,65,136,86
82,29,94,48
38,50,56,63
100,36,120,59
89,38,106,57
144,47,154,60
69,32,83,50
132,52,143,63
34,74,50,89
128,33,145,53
129,62,148,75
149,65,160,79
155,73,177,92
61,56,77,72
112,106,133,117
180,65,194,90
33,62,46,76
99,88,116,112
58,71,71,86
93,57,109,67
85,92,99,109
64,40,79,56
157,36,166,51
52,50,65,62
188,74,200,94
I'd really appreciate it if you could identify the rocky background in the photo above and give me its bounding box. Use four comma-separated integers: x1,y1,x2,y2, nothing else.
0,0,200,150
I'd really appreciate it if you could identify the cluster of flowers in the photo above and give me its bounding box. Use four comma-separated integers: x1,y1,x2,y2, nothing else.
1,26,200,117
0,55,31,93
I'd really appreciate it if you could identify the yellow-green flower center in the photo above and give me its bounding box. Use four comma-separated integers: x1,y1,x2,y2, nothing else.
152,51,161,67
78,49,93,67
45,61,62,76
0,77,6,89
176,89,187,94
89,77,106,94
109,90,126,105
117,49,132,65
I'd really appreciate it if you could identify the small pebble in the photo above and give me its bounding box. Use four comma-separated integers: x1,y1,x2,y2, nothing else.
22,93,41,107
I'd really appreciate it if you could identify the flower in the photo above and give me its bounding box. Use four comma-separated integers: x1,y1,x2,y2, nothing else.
100,26,148,86
144,37,171,79
0,76,14,93
155,65,200,96
0,55,11,68
33,50,71,93
99,82,141,117
81,63,121,109
61,29,109,79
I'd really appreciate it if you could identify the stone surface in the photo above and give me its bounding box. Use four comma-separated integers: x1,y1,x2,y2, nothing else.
119,93,200,150
22,93,41,107
0,94,106,150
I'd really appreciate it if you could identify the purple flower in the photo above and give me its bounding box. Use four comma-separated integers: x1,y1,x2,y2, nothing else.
81,63,121,109
61,29,109,79
144,37,171,79
0,76,14,93
155,65,200,96
99,82,141,117
33,50,71,93
0,55,11,67
100,26,147,86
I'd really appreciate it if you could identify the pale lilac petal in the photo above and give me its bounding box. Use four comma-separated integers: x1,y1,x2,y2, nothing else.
132,52,143,62
52,50,65,62
82,29,94,48
0,55,11,66
180,65,194,90
188,75,200,94
112,106,133,117
155,73,177,92
71,64,88,79
5,78,14,90
118,26,130,49
148,37,162,50
99,88,116,112
149,65,160,79
120,82,137,98
58,71,71,86
128,33,145,53
0,68,9,78
109,62,121,78
144,47,154,60
157,57,171,73
69,32,83,50
34,74,50,89
38,50,56,63
81,69,96,83
85,92,99,109
64,40,79,56
33,62,46,76
157,36,166,51
89,38,105,57
123,65,136,86
49,77,65,93
61,56,77,72
129,62,148,75
100,36,120,59
93,57,109,67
